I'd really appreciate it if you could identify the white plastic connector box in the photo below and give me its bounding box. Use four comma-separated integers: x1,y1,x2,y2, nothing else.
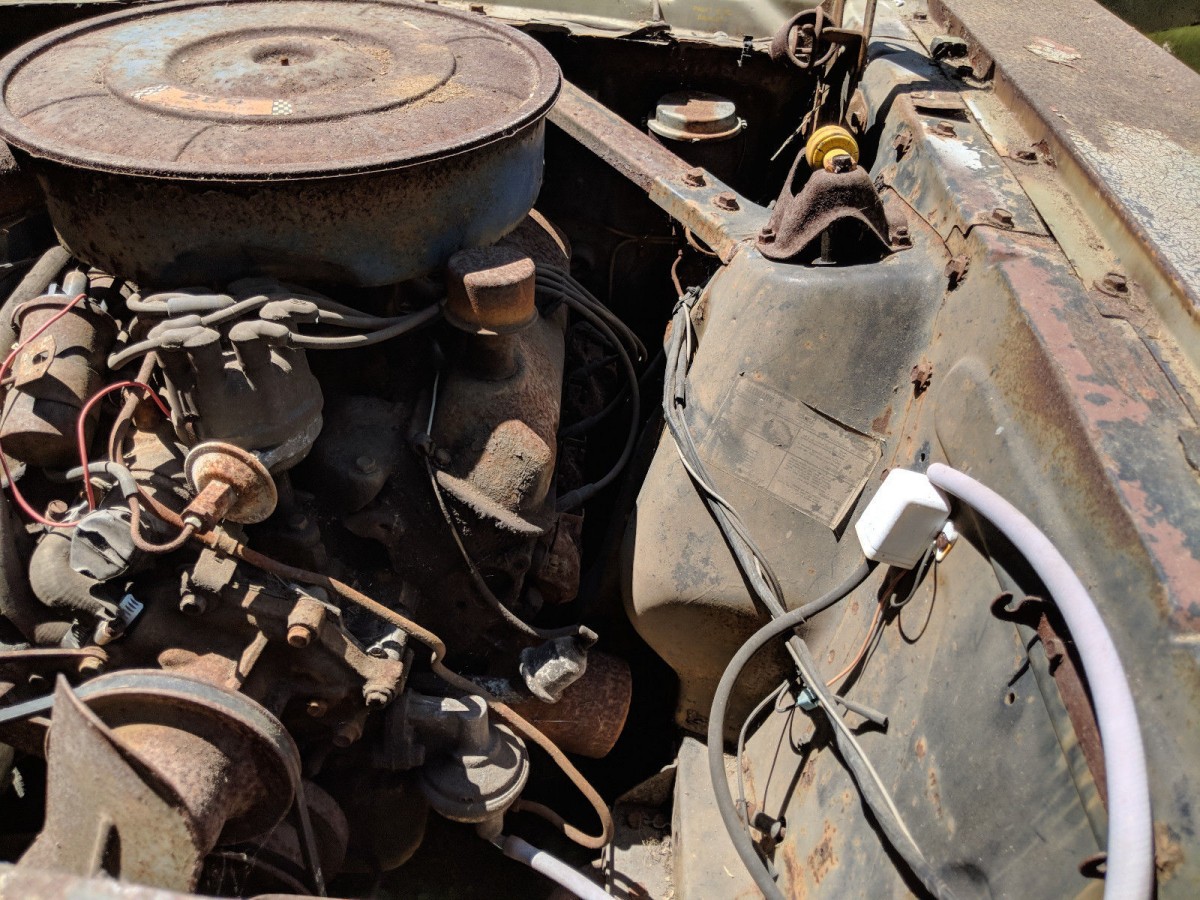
855,468,951,569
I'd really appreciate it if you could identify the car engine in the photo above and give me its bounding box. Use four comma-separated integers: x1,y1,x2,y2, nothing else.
0,0,1198,898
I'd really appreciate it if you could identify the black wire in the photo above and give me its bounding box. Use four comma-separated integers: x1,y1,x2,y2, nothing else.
547,292,640,513
707,564,876,900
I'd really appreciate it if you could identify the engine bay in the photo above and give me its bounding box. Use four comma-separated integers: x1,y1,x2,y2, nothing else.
0,0,1198,897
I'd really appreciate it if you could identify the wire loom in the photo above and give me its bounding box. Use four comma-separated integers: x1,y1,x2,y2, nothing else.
661,288,955,900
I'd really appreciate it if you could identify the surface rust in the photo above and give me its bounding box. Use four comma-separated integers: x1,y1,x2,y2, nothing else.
928,0,1200,325
548,79,767,263
0,0,560,179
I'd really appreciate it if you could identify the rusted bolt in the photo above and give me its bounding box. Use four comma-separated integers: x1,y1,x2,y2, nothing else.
333,718,364,748
892,224,911,246
991,208,1014,228
78,656,105,677
45,499,69,521
364,686,394,709
932,121,957,137
758,226,775,244
1043,636,1066,671
911,361,934,395
306,699,329,718
682,167,706,187
1102,272,1128,293
945,254,970,289
824,151,855,173
355,455,378,475
713,191,739,211
287,623,315,648
178,592,208,616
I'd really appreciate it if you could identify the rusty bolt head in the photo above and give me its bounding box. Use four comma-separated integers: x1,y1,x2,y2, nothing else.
45,499,69,521
932,121,957,137
364,687,394,709
1043,636,1066,664
179,592,208,616
713,191,740,211
991,208,1014,227
287,623,315,648
945,254,970,289
911,361,934,395
758,226,776,244
1102,272,1128,293
355,455,378,475
682,167,706,187
824,151,855,173
892,223,911,246
306,699,329,718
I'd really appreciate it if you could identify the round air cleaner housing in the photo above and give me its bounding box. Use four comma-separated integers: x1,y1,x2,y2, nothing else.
0,0,560,287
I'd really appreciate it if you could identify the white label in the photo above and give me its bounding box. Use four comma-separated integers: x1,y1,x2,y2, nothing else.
700,379,880,530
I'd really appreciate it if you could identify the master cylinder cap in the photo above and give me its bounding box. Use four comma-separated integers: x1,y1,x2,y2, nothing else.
443,246,537,335
648,91,744,142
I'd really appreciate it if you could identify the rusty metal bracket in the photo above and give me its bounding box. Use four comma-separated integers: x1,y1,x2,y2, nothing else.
990,592,1107,806
547,80,767,263
758,164,900,262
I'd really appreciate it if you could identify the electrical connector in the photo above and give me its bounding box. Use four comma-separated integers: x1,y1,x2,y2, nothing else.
855,468,951,569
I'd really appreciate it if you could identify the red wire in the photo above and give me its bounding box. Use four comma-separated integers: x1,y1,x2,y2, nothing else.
75,380,169,509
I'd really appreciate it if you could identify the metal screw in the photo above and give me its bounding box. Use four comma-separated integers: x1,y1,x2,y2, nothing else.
1102,272,1128,293
179,592,208,616
364,686,394,709
991,208,1014,228
713,191,739,211
682,167,706,187
287,623,315,648
306,699,329,718
355,455,378,475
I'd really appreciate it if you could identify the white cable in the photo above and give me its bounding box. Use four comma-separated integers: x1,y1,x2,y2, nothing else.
927,462,1153,900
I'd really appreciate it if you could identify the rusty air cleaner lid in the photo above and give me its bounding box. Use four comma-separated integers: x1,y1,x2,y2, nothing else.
0,0,560,180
